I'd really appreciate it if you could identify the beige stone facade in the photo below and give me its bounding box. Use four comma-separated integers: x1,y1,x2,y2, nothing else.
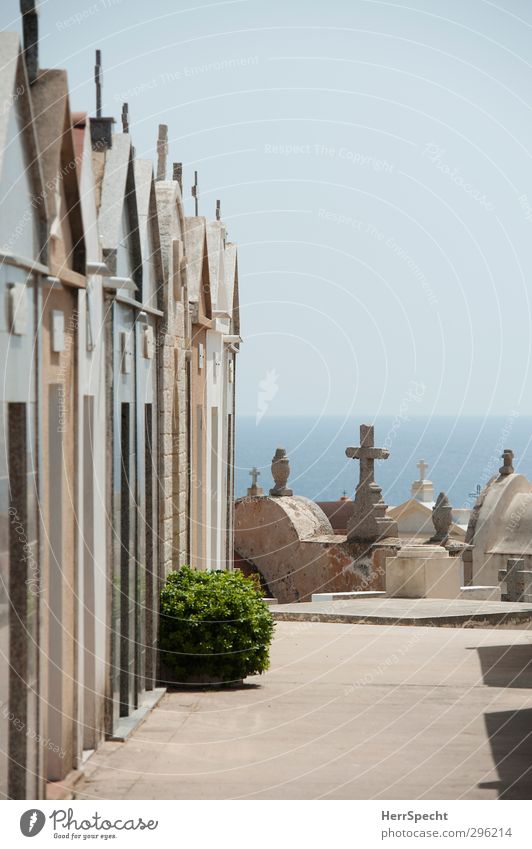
0,14,241,798
31,67,86,783
155,178,190,574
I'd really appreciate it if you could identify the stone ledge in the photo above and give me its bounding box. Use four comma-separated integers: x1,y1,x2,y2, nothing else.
271,597,532,628
460,586,501,601
311,590,386,602
110,687,166,742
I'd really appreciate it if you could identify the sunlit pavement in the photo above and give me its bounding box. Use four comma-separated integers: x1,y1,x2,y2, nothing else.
78,622,532,800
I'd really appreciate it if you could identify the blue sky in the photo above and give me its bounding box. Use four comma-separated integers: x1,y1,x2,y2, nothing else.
3,0,532,417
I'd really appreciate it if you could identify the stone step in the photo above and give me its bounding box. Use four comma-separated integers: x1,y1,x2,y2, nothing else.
311,591,386,602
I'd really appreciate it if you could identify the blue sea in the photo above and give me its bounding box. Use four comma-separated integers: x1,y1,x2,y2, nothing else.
235,415,532,509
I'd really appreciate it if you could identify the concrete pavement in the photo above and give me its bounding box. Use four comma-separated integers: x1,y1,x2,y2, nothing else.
78,622,532,799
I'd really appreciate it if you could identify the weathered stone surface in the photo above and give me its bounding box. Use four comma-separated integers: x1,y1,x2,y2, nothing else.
235,494,399,603
156,181,190,574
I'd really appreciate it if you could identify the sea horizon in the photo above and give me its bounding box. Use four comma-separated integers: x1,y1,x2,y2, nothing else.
235,413,532,508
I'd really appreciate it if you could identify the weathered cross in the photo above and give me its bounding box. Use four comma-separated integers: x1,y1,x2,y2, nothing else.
249,467,260,487
121,102,129,135
157,124,168,182
173,162,183,192
21,0,39,85
192,170,199,215
95,49,102,118
345,424,389,489
417,458,428,480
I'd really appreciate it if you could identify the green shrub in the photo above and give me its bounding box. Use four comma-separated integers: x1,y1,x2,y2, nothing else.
159,566,275,684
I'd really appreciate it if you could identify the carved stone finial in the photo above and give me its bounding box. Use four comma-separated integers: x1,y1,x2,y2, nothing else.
499,449,514,476
429,491,453,544
269,448,293,497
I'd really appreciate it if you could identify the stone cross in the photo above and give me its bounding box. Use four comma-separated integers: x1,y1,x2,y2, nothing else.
344,424,397,542
192,171,199,215
121,102,129,134
95,49,102,117
156,124,168,182
247,466,263,497
216,200,221,221
417,459,428,480
346,424,390,491
21,0,39,85
173,162,183,192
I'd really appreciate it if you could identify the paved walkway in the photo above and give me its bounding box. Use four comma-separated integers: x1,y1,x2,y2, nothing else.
79,622,532,799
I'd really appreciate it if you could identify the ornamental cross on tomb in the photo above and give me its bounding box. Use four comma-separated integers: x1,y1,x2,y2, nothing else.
345,424,390,490
417,458,428,480
249,467,260,487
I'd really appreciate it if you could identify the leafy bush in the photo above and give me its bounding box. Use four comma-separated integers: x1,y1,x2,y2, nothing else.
159,567,275,684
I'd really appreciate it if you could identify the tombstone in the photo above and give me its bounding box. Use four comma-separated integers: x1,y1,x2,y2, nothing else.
270,447,293,496
248,466,263,497
429,491,453,544
345,424,397,541
498,558,532,602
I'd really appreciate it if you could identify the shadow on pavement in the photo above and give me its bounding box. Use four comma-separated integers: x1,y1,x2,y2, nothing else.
479,708,532,799
473,644,532,688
